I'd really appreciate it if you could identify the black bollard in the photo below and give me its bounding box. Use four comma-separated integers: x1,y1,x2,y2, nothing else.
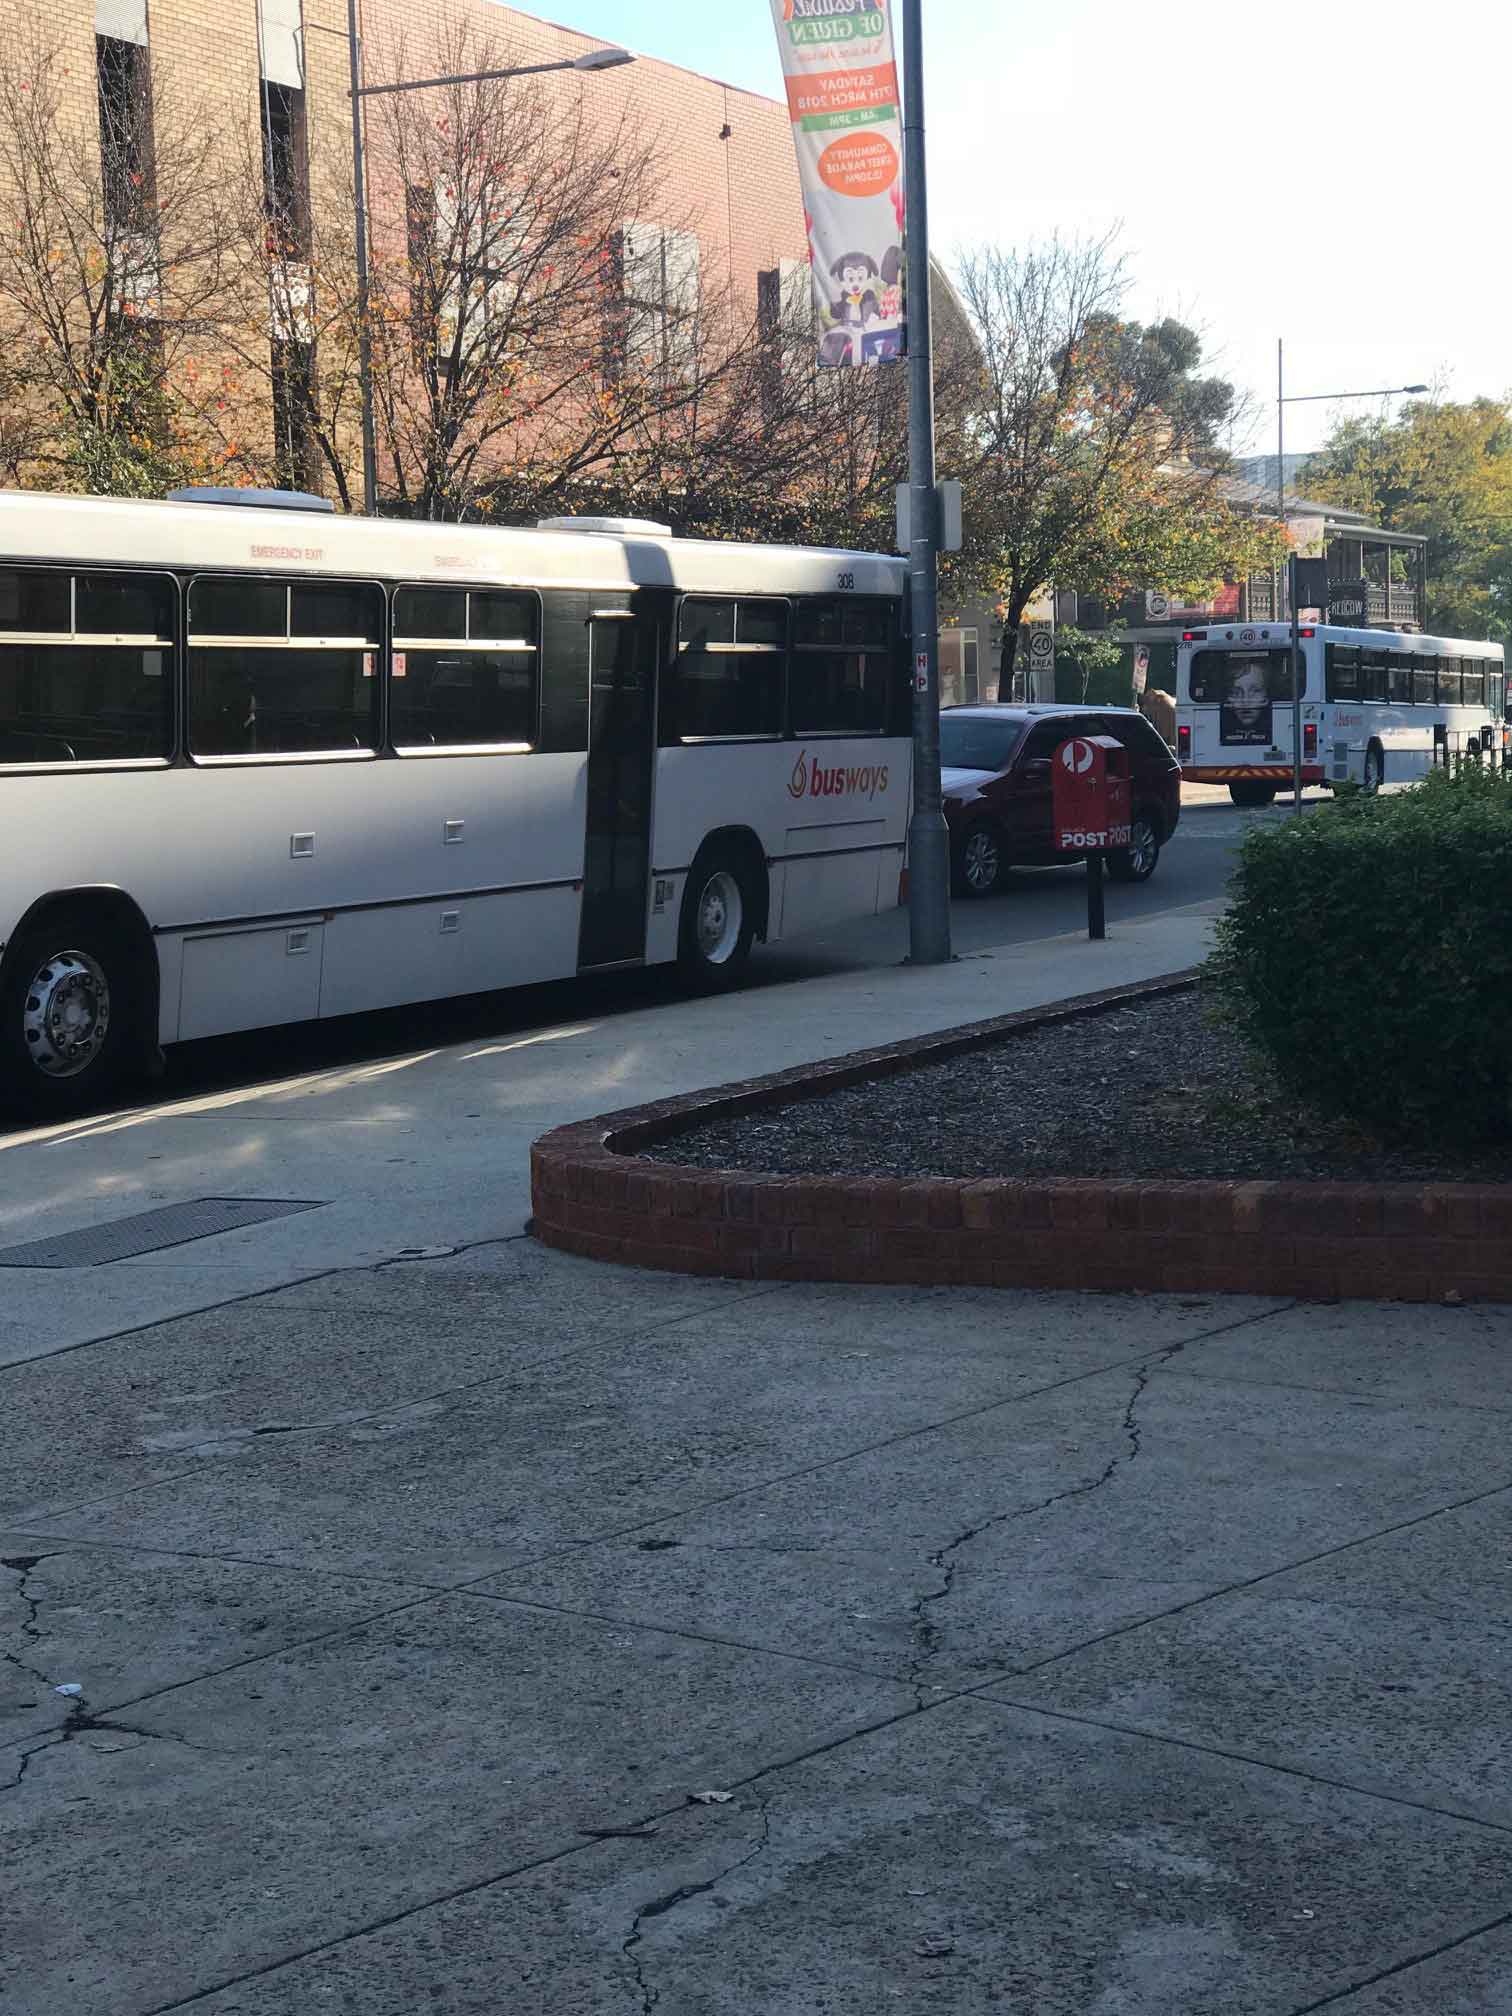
1087,851,1106,940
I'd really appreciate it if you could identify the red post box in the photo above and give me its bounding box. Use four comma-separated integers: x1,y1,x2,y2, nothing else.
1051,734,1132,854
1052,734,1132,940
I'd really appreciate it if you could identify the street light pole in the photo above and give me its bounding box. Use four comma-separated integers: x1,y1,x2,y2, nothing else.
347,0,378,517
344,40,634,517
901,0,950,966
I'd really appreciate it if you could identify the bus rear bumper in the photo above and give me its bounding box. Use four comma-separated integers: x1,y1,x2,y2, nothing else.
1181,765,1326,785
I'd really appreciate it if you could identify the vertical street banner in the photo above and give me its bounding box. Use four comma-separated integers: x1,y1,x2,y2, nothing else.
768,0,905,368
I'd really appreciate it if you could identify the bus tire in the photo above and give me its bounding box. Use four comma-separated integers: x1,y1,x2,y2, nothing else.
1107,811,1162,884
0,903,140,1115
1229,781,1277,808
678,845,759,991
1363,743,1384,794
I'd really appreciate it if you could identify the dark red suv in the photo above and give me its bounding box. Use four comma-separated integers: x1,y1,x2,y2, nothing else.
940,704,1181,897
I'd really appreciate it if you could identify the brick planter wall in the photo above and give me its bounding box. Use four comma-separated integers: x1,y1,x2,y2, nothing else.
529,974,1512,1304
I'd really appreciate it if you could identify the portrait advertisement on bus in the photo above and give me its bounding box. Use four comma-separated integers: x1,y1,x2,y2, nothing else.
1188,648,1294,746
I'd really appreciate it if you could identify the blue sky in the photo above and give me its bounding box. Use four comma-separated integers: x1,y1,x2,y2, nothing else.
513,0,1508,458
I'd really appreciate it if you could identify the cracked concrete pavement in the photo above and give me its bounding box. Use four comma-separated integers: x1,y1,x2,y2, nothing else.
5,1234,1512,2014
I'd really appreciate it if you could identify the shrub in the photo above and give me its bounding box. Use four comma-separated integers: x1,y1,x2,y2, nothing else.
1209,766,1512,1144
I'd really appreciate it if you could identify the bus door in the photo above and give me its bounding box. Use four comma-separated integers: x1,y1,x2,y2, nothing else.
578,601,660,969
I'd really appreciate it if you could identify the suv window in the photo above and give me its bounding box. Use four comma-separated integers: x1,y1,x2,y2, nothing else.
1019,719,1073,761
1101,713,1168,758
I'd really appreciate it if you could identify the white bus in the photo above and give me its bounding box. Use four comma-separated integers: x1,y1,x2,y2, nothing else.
1175,620,1506,806
0,489,912,1113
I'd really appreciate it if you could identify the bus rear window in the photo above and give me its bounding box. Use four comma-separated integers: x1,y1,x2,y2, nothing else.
1188,649,1297,703
0,568,172,765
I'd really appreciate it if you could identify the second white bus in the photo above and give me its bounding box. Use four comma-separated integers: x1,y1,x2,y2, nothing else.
0,489,913,1113
1176,620,1505,805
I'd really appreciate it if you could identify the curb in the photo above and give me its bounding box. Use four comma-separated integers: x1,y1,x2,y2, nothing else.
530,972,1512,1303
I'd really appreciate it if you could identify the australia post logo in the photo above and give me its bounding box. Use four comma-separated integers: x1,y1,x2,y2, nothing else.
787,749,891,801
1059,738,1096,776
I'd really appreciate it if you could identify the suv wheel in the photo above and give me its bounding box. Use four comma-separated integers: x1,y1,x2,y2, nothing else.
953,820,1006,898
1107,812,1161,884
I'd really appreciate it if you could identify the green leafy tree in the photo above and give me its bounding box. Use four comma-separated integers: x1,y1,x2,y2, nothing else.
1302,398,1512,643
948,235,1284,692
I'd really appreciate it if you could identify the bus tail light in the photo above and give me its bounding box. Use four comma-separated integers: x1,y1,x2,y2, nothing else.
1177,724,1192,761
1303,723,1318,758
1181,630,1206,642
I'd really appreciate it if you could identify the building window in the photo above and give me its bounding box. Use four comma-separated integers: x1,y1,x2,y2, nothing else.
260,80,309,260
406,183,438,358
939,628,980,706
757,256,813,424
607,221,700,383
96,34,154,236
271,337,317,491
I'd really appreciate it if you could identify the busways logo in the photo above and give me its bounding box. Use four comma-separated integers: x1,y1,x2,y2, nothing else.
788,750,891,801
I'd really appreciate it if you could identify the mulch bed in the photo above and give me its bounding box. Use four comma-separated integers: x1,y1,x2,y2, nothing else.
647,985,1512,1187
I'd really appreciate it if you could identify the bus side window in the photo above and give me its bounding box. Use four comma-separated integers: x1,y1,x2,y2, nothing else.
1327,645,1359,700
1412,654,1436,705
391,584,539,751
188,575,383,758
0,567,173,764
670,597,786,740
1388,652,1413,704
1438,658,1464,707
1361,651,1388,703
789,597,892,735
1463,660,1486,708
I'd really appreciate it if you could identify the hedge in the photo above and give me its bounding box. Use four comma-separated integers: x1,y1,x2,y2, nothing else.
1209,767,1512,1145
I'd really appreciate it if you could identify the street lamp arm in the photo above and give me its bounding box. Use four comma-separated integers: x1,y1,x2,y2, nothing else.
359,58,582,98
1280,384,1430,405
358,48,633,97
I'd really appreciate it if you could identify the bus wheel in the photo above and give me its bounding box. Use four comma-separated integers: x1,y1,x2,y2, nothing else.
1229,781,1277,808
0,908,135,1115
678,847,758,991
1363,744,1384,794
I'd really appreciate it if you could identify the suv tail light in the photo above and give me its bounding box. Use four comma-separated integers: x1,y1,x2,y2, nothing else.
1176,724,1192,760
1303,723,1317,757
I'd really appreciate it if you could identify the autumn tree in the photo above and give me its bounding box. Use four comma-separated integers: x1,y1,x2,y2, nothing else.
0,23,235,492
949,234,1282,691
1303,397,1512,643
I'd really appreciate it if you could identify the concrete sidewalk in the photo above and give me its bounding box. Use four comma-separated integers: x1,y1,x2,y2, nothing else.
4,1239,1511,2014
0,897,1221,1367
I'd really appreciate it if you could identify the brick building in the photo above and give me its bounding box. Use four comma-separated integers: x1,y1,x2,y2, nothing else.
0,0,814,505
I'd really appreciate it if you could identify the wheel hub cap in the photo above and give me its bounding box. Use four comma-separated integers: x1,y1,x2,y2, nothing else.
965,833,997,888
695,872,742,963
22,950,110,1079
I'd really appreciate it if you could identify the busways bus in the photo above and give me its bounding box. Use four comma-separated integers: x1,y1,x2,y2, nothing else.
0,488,913,1113
1175,619,1506,805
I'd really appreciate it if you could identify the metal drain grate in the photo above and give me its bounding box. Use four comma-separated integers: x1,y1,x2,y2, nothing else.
0,1197,324,1268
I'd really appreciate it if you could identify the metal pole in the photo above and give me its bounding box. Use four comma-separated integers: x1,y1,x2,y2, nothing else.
347,0,378,516
1280,338,1303,811
902,0,949,965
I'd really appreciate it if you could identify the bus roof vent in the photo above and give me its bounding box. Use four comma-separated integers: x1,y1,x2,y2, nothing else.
535,515,673,537
167,486,337,514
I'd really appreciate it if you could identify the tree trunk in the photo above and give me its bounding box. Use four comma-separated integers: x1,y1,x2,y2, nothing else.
998,590,1030,700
